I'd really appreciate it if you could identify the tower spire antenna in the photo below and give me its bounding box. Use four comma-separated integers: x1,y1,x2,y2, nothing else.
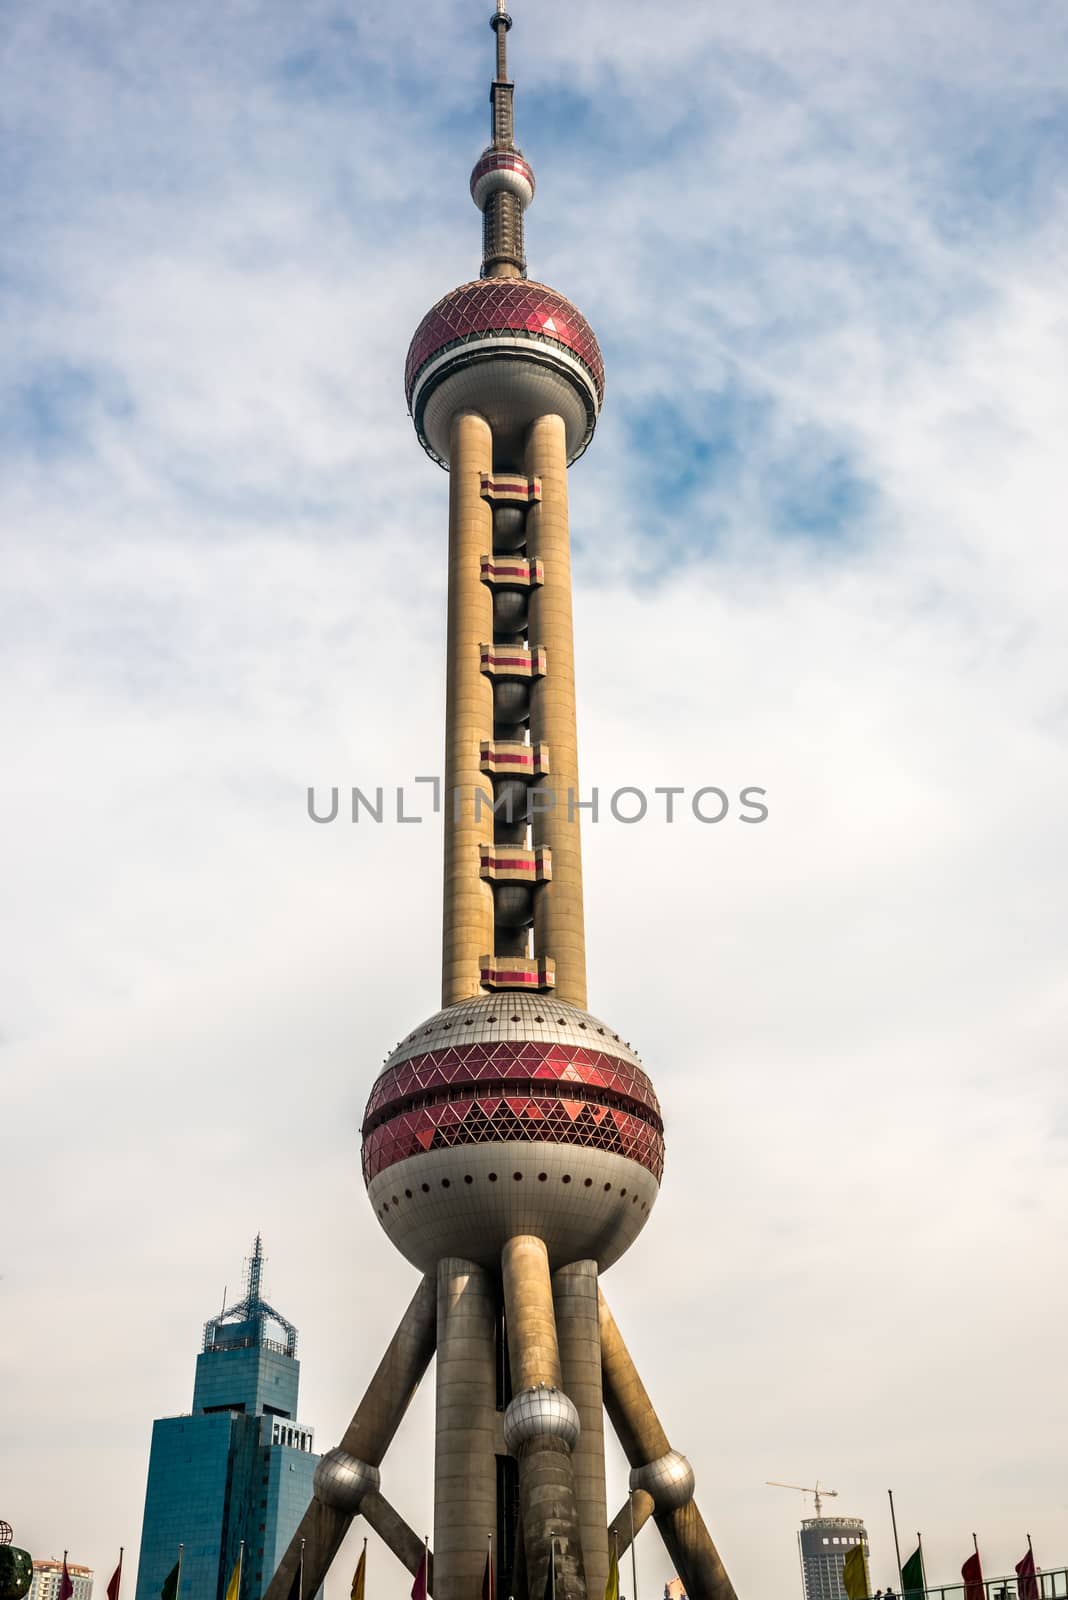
493,0,513,83
474,3,531,277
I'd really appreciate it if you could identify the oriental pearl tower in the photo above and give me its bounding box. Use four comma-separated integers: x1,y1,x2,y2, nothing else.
265,10,737,1600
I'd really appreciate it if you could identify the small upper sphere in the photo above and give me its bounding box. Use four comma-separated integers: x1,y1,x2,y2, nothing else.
470,149,536,211
362,993,662,1274
406,279,605,469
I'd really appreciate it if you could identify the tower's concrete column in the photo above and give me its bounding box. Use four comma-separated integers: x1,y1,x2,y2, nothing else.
443,410,496,1005
501,1236,588,1600
524,413,587,1007
434,1259,498,1600
553,1262,609,1600
598,1293,737,1600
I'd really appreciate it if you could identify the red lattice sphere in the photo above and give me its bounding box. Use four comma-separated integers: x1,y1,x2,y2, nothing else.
405,279,604,469
363,994,662,1273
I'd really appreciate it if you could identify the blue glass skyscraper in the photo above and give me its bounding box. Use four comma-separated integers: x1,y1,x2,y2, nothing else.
135,1240,320,1600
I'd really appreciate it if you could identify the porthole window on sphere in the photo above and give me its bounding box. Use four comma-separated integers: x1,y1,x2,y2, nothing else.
513,1171,523,1181
538,1173,547,1182
442,1178,451,1188
562,1175,571,1184
464,1175,474,1184
392,1196,399,1205
584,1178,593,1188
489,1172,498,1182
604,1183,612,1192
421,1183,430,1193
405,1189,412,1199
620,1188,627,1197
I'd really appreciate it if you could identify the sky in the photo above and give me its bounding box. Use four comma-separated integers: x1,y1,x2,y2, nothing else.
1,1,1068,1598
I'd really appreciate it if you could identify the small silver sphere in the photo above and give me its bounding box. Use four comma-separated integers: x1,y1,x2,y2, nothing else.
493,680,530,724
629,1449,695,1513
313,1449,380,1513
493,883,534,928
493,589,529,636
493,506,527,551
504,1385,581,1454
490,778,530,826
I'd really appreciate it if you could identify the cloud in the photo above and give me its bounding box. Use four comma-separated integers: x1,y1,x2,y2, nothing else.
2,2,1067,1599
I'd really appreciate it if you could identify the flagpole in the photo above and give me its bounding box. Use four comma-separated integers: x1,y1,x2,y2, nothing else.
488,1533,494,1600
299,1539,305,1600
118,1550,124,1599
628,1491,639,1600
917,1535,926,1598
237,1541,245,1600
888,1491,904,1596
176,1545,185,1600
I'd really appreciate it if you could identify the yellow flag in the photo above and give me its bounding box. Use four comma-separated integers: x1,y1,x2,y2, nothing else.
224,1556,241,1600
603,1542,619,1600
351,1548,366,1600
842,1543,869,1600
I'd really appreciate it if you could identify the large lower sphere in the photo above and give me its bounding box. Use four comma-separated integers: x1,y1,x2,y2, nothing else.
363,994,663,1273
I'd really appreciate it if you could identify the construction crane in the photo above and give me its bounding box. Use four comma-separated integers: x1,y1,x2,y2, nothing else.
766,1480,839,1517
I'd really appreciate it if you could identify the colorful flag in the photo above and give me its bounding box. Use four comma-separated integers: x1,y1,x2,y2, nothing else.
901,1545,925,1600
161,1563,181,1600
106,1557,123,1600
604,1541,619,1600
842,1542,869,1600
59,1562,74,1600
1016,1548,1038,1600
411,1549,428,1600
481,1550,493,1600
962,1551,984,1600
351,1547,366,1600
224,1553,242,1600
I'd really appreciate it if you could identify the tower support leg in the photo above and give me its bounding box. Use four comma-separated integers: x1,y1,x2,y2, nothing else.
501,1236,588,1600
553,1261,608,1600
263,1276,438,1600
598,1292,737,1600
434,1259,499,1600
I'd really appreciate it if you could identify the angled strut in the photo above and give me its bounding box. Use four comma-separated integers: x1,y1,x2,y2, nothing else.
598,1292,738,1600
262,1276,438,1600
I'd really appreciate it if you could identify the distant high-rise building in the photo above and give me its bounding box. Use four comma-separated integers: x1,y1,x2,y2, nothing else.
28,1561,93,1600
800,1517,871,1600
134,1239,320,1600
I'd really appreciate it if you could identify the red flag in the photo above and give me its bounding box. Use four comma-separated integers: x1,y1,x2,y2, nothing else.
411,1550,428,1600
59,1561,74,1600
107,1558,123,1600
962,1551,984,1600
1016,1549,1038,1600
481,1551,494,1600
